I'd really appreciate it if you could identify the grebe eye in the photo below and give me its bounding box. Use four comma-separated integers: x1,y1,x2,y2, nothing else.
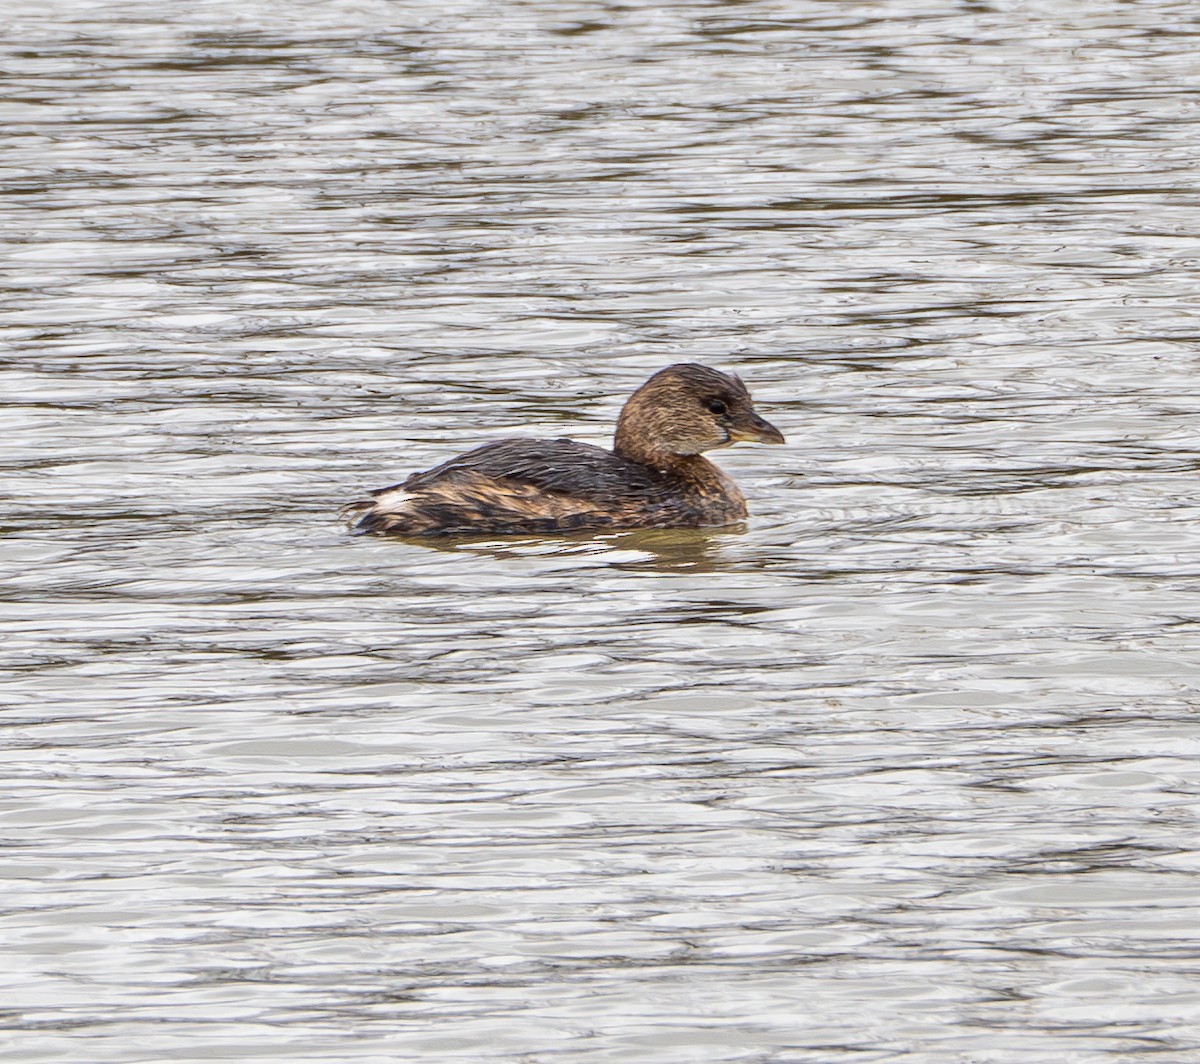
706,398,727,416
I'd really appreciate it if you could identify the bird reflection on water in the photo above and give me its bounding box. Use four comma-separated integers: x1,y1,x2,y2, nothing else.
379,523,747,574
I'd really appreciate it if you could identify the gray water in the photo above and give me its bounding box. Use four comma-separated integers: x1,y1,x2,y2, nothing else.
4,1,1200,1061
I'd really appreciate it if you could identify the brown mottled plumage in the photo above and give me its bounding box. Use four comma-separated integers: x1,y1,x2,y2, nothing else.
345,364,785,536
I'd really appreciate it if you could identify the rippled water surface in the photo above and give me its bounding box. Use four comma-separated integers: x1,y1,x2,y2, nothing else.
5,1,1200,1060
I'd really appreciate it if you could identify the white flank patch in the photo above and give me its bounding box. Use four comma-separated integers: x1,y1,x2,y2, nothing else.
373,488,414,512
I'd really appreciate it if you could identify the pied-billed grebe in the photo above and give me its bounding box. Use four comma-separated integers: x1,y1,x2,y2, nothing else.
346,363,784,536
